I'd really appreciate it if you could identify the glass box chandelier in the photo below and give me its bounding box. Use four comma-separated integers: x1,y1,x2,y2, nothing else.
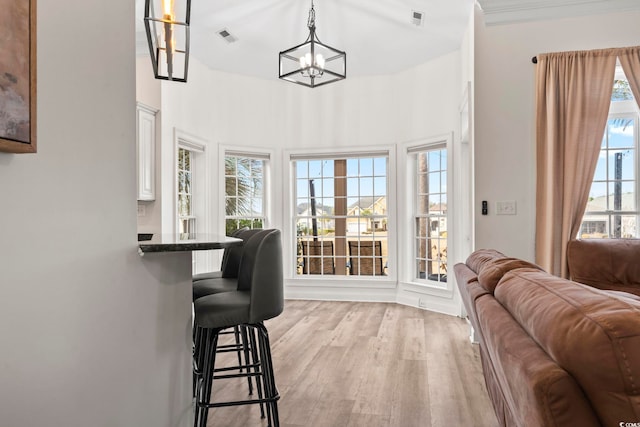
279,0,346,88
144,0,191,82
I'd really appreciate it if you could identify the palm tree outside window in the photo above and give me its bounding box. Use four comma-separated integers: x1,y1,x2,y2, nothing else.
225,154,267,234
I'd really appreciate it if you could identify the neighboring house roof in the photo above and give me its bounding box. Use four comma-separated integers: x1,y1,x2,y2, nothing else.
584,193,635,213
348,196,382,210
348,196,386,210
429,203,447,212
296,202,332,216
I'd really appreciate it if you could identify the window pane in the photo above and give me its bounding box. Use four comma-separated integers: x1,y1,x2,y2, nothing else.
428,151,440,171
225,154,268,235
428,173,441,194
414,148,447,283
320,178,334,198
620,215,638,238
359,158,373,176
225,197,236,216
184,172,191,193
612,79,634,102
296,161,308,178
296,179,309,198
346,159,358,176
308,160,322,178
237,158,250,177
183,150,190,170
360,178,373,196
178,171,185,193
322,161,334,177
429,194,441,210
373,157,387,176
581,80,638,240
294,154,389,277
347,178,359,196
607,182,636,211
178,195,191,217
372,177,386,197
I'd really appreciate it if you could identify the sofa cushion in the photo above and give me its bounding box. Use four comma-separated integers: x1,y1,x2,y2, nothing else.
466,249,506,274
495,269,640,426
475,296,600,427
477,258,542,293
567,238,640,289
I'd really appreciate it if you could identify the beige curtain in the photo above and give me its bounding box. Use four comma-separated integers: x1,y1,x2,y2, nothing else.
619,47,640,108
535,49,616,277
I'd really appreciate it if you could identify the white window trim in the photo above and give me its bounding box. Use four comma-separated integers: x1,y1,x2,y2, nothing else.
398,133,455,298
284,144,397,286
219,145,275,235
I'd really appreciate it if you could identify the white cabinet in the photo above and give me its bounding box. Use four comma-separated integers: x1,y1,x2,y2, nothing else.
136,102,158,201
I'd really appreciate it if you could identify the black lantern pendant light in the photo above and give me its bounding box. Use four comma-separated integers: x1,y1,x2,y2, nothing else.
279,0,346,88
144,0,191,82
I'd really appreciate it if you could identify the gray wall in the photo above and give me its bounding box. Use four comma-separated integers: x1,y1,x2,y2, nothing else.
0,1,193,426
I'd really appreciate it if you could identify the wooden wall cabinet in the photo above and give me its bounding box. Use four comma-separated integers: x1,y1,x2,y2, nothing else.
136,102,158,201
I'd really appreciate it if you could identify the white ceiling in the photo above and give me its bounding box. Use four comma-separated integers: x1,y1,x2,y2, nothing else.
135,0,474,80
134,0,640,81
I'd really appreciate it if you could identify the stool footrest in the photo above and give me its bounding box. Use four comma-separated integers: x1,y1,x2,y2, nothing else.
214,363,260,374
200,392,280,410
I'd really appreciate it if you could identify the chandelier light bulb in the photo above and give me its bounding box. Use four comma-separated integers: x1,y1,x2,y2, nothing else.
162,0,174,17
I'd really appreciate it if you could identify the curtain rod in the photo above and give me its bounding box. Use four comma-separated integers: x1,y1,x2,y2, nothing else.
532,56,538,64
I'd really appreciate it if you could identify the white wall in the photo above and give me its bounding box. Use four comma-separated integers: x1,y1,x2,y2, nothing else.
142,47,465,314
0,2,193,426
474,8,640,261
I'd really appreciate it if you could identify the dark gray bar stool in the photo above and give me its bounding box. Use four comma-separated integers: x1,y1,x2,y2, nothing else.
192,227,248,283
192,228,262,299
192,228,263,399
193,229,283,427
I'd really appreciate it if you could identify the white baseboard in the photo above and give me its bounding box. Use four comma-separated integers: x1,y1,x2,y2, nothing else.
285,280,464,318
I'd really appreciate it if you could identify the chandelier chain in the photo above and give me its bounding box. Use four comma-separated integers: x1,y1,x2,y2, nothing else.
307,0,316,29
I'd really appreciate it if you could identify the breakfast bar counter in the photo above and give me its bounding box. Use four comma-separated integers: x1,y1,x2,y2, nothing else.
136,232,242,426
138,233,242,254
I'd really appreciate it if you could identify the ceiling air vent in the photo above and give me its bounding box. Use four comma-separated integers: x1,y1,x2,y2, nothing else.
218,28,238,43
411,10,425,27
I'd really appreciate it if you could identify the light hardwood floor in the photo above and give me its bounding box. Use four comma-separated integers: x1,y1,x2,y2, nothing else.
205,300,498,427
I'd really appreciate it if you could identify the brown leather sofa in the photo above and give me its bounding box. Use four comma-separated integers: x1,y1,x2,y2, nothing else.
567,238,640,297
454,240,640,427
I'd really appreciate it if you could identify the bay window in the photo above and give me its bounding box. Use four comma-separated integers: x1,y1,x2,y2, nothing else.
292,154,389,277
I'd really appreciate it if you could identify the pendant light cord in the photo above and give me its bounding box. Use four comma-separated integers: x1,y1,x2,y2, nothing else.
307,0,316,29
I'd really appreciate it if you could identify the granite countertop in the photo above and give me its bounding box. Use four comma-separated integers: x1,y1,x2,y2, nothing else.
138,233,242,254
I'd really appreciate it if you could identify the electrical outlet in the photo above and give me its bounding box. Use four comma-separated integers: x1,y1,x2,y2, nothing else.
137,204,146,217
418,298,427,309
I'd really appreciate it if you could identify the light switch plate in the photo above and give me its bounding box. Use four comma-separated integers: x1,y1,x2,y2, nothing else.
496,200,516,215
